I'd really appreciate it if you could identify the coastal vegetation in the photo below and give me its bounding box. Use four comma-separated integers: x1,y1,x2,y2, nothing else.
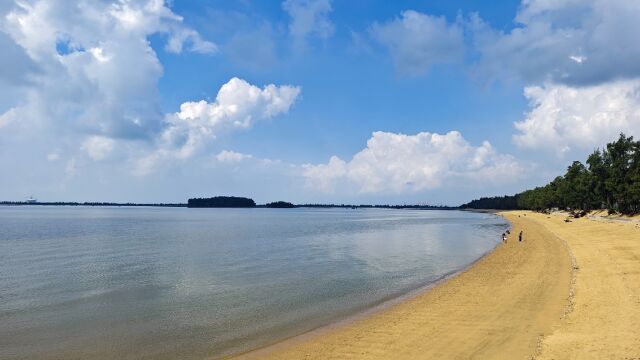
462,134,640,215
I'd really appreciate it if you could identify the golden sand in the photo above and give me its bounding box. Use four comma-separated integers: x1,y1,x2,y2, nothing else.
532,212,640,359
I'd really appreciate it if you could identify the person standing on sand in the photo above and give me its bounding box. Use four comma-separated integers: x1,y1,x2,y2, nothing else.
519,231,523,242
502,233,507,243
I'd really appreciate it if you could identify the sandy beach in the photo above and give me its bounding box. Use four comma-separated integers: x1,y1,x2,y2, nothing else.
236,211,640,359
533,212,640,359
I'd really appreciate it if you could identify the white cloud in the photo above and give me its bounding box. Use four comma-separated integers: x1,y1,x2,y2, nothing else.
0,0,216,142
282,0,334,46
216,150,253,163
472,0,640,85
370,10,464,75
175,77,301,127
81,136,115,161
514,80,640,154
167,77,300,155
135,77,301,174
303,131,523,194
0,0,226,182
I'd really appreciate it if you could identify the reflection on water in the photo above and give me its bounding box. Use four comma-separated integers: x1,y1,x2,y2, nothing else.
0,207,507,359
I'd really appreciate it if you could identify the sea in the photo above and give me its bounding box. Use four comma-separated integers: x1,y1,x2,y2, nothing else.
0,206,508,359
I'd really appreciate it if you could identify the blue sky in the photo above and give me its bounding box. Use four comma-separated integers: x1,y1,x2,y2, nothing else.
1,0,639,204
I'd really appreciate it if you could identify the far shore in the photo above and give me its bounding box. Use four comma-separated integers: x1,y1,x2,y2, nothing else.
233,211,640,359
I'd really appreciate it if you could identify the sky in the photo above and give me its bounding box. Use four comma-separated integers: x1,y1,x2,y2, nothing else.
1,0,640,205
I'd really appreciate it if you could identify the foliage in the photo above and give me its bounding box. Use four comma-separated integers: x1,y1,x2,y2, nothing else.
461,134,640,215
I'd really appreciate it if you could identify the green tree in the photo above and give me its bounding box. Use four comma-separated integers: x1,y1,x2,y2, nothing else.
604,134,635,214
586,149,608,210
627,140,640,214
563,161,591,212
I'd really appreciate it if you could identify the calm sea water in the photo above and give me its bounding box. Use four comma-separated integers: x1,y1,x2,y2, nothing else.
0,206,507,360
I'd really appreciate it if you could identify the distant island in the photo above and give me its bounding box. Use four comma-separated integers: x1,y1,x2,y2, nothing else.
187,196,256,208
263,201,296,208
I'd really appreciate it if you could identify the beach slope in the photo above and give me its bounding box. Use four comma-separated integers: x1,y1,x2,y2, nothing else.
532,212,640,359
238,213,572,359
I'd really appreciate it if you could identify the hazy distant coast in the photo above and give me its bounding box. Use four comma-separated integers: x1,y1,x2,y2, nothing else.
0,199,457,210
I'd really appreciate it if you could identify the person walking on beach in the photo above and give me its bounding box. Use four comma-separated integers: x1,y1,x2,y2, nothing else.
518,231,523,242
502,233,507,243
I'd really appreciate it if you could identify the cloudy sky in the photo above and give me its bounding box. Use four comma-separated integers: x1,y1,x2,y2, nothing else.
1,0,639,205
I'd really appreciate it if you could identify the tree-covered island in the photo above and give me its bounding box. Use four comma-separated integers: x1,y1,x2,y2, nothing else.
187,196,256,208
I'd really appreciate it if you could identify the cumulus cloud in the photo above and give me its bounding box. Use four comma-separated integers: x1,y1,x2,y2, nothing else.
370,10,464,75
472,0,640,86
166,77,300,155
514,80,640,154
303,131,523,193
282,0,334,47
0,0,215,142
135,77,301,174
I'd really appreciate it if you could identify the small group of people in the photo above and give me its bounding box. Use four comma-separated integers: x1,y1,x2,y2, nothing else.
501,229,523,243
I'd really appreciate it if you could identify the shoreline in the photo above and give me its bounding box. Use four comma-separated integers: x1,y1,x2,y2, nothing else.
232,211,574,359
230,223,505,360
233,211,640,359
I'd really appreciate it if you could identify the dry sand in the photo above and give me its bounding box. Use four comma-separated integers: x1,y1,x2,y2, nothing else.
236,212,574,359
532,211,640,359
235,211,640,359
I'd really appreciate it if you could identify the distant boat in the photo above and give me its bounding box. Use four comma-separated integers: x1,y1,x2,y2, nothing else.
26,196,37,204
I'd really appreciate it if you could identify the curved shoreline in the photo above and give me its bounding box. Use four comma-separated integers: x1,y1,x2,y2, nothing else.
229,225,505,359
231,212,575,359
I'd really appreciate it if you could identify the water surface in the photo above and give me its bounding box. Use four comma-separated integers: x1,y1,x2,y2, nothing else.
0,207,507,359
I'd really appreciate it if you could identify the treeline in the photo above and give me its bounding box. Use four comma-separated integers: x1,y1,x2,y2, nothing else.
459,195,520,211
462,134,640,215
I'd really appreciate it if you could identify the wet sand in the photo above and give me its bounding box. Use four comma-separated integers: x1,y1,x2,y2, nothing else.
235,212,574,359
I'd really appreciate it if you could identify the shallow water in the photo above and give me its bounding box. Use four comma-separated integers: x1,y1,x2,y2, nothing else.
0,206,507,359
